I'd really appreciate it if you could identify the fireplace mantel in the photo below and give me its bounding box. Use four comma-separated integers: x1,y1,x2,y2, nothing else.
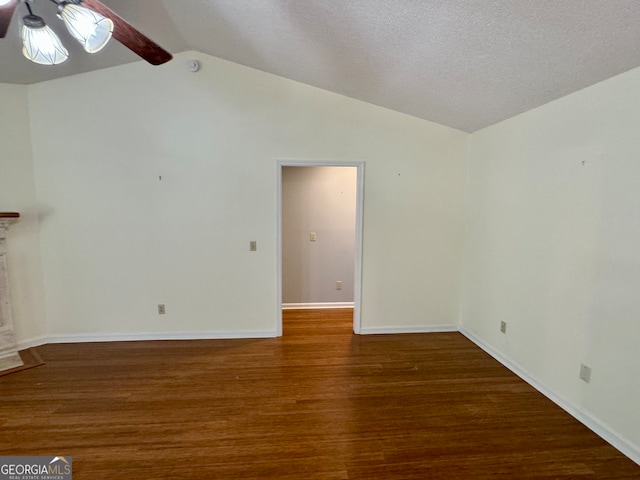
0,212,22,372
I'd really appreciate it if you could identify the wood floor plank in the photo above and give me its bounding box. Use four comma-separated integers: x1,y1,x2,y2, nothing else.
0,308,638,479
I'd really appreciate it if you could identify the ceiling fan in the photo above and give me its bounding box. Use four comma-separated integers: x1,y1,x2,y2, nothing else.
0,0,172,65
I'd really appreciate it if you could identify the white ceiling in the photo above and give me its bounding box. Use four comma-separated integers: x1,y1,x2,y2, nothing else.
2,0,640,132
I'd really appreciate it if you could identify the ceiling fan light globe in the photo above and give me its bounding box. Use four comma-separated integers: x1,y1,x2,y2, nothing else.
60,4,113,54
21,17,69,65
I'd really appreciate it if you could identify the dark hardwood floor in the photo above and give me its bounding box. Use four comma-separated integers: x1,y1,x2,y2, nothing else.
0,309,638,479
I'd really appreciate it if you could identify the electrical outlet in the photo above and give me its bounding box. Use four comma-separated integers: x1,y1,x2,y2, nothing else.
336,280,342,291
579,364,592,383
500,321,507,334
158,304,166,315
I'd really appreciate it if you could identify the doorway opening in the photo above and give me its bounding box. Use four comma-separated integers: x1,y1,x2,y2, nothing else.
276,161,364,336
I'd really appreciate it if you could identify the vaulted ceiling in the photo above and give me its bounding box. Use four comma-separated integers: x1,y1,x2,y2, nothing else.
2,0,640,132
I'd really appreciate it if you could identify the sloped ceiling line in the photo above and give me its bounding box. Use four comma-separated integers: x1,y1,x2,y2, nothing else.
2,0,640,132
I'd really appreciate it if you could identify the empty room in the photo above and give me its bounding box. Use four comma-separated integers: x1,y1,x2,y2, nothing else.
1,1,639,478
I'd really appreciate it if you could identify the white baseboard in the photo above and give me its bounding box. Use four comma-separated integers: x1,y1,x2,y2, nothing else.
17,336,48,350
282,302,354,310
19,331,277,347
460,327,640,466
360,325,458,335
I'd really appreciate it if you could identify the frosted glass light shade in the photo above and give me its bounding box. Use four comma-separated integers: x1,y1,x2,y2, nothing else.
22,15,69,65
59,4,113,53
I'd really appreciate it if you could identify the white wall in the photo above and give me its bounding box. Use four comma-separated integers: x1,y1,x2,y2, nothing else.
27,51,468,339
462,67,640,453
0,84,46,345
282,166,357,304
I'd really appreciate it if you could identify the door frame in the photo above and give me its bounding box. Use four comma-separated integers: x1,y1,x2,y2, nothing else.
276,161,365,336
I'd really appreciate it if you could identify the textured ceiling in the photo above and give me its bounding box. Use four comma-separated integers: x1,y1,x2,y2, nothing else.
2,1,640,132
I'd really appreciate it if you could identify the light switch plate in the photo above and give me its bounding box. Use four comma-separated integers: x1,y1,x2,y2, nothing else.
580,364,591,383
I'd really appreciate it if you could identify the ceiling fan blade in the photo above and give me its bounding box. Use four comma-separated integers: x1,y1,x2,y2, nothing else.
81,0,173,65
0,0,18,39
